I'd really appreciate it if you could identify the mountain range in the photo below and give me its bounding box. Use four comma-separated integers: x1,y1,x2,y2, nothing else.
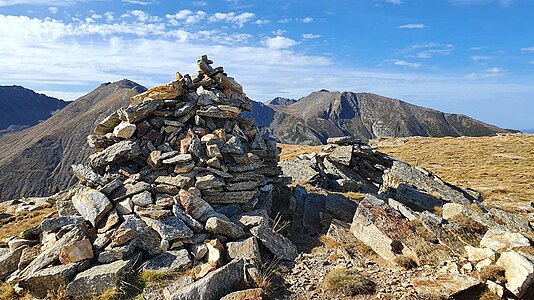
0,80,146,200
0,81,514,200
244,90,514,145
0,86,68,136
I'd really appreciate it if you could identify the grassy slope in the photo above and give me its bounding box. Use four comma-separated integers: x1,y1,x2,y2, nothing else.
279,134,534,202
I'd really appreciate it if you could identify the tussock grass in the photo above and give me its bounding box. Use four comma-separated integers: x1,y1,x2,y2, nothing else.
478,265,507,284
46,285,69,300
256,257,281,291
323,267,376,296
394,255,418,269
380,135,534,202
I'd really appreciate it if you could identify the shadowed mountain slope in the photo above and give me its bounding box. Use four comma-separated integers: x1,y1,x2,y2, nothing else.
0,80,146,200
0,86,68,136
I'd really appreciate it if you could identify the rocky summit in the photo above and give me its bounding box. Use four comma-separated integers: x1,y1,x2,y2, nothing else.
0,56,288,299
1,57,533,300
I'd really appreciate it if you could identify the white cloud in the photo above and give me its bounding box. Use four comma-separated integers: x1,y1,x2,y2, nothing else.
471,55,492,62
130,10,161,22
122,0,156,5
398,43,454,59
255,19,270,25
48,6,58,14
278,18,291,24
385,0,402,3
0,0,86,6
272,29,286,36
299,17,313,23
521,46,534,52
191,1,207,6
210,12,255,28
465,67,504,80
166,10,207,26
38,90,86,101
263,36,298,50
104,12,114,21
397,23,426,29
302,33,321,39
393,60,421,68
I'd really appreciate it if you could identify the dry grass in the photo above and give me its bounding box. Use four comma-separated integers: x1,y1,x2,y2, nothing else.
379,135,534,202
394,255,418,269
323,267,376,296
0,206,56,241
256,257,281,291
0,283,32,300
478,265,507,284
46,285,69,300
277,143,324,161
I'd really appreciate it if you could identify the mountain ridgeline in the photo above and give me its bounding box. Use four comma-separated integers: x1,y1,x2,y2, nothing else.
0,80,146,200
0,86,68,136
0,83,513,200
246,91,514,145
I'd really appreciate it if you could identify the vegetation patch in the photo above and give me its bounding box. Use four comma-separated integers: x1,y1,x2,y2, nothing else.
324,267,376,296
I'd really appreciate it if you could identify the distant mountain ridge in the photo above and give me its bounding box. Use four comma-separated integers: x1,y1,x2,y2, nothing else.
0,80,146,200
245,91,515,145
0,86,68,136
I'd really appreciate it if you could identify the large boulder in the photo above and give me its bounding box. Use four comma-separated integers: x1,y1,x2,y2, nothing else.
66,254,139,297
19,263,80,298
72,188,112,227
0,245,26,280
496,251,534,298
164,259,245,300
250,225,297,261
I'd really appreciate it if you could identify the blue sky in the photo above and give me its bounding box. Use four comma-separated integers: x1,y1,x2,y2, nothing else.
0,0,533,130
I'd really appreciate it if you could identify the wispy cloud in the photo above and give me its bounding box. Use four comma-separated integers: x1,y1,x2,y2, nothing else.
465,67,505,80
0,0,99,6
122,0,157,5
398,43,454,59
393,60,421,68
471,56,492,63
521,46,534,52
302,33,321,39
209,12,255,28
398,23,426,29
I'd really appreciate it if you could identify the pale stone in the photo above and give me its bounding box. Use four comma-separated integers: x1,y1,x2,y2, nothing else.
72,188,112,227
480,228,530,252
496,250,534,298
113,121,137,139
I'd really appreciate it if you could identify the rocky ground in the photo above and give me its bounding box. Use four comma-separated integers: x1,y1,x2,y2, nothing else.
1,57,534,300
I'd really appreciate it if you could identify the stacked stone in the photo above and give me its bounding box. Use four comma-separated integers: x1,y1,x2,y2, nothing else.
0,56,295,298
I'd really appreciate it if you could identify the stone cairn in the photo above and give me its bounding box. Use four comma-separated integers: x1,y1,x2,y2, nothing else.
0,56,296,299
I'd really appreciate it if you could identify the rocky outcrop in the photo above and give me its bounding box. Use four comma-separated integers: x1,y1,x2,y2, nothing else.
0,56,293,299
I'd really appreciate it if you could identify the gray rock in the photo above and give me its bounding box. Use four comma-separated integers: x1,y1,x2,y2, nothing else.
132,191,153,207
142,249,192,272
178,189,219,222
119,99,163,123
386,183,446,213
72,188,112,227
173,205,204,232
155,175,193,188
328,145,353,166
205,217,246,239
66,254,139,297
226,237,261,263
204,190,258,204
19,263,79,298
324,193,357,223
221,136,243,154
164,259,245,300
21,224,87,278
413,274,480,298
113,121,136,139
89,140,141,169
350,194,418,262
120,215,163,256
110,181,151,201
71,164,106,186
250,224,298,261
98,242,136,263
95,112,121,135
279,159,319,183
162,154,193,165
383,161,473,205
387,198,419,221
142,216,194,241
195,174,225,190
40,216,85,233
7,239,37,251
327,136,361,145
224,181,258,191
0,246,26,280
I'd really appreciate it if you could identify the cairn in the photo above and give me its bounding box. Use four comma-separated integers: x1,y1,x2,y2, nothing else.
1,56,296,299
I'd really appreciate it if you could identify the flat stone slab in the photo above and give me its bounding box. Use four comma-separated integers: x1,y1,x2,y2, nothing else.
142,249,192,272
413,274,480,298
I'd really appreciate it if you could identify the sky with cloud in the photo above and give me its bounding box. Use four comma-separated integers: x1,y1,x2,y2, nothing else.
0,0,533,129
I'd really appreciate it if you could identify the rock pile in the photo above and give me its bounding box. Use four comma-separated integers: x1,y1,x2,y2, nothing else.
284,138,534,299
0,56,295,299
